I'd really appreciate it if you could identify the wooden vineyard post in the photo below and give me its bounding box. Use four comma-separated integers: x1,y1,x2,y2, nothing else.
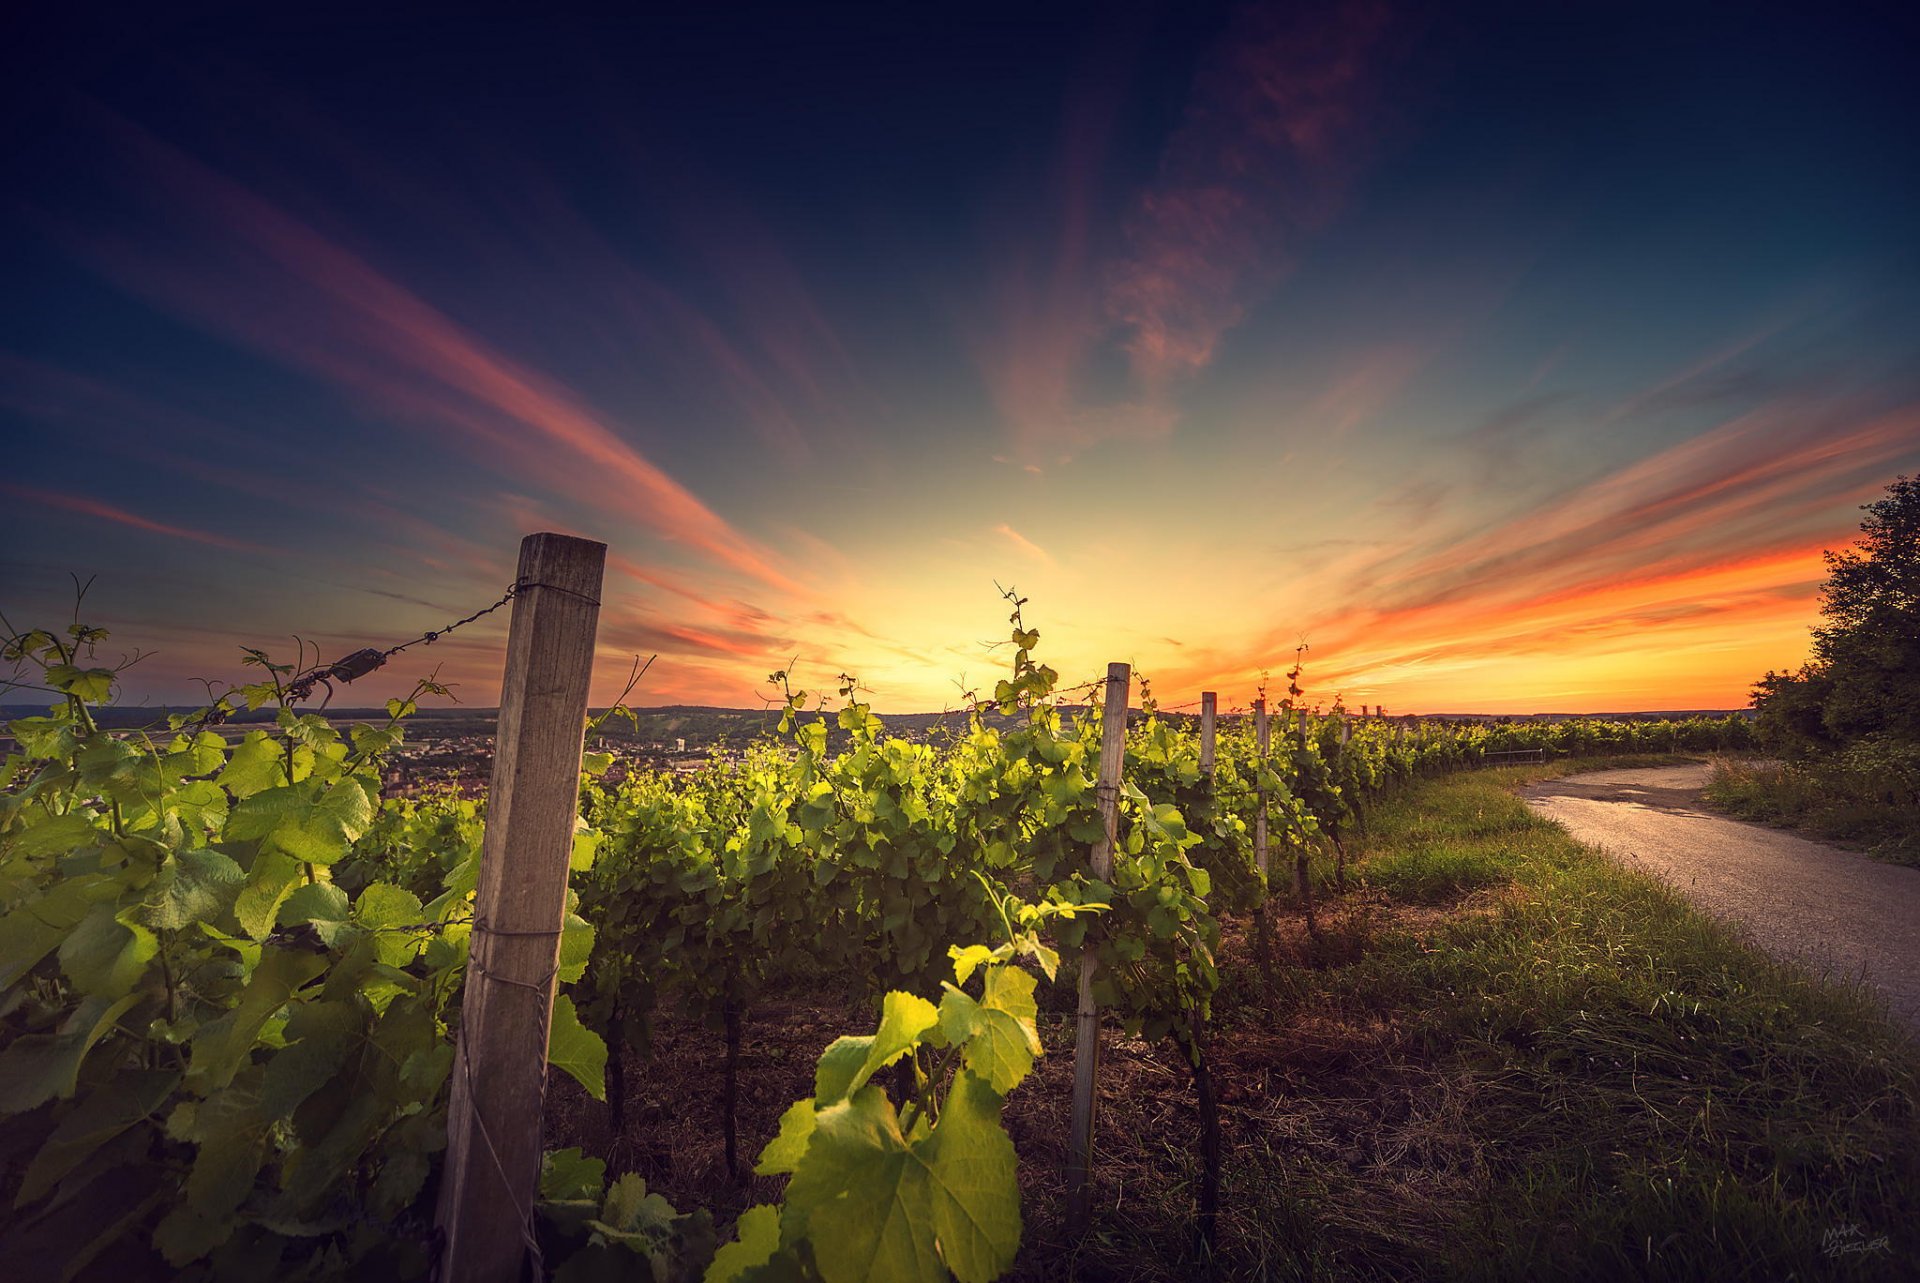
1295,705,1317,934
1253,699,1269,881
1334,711,1353,888
1066,661,1129,1223
437,533,606,1283
1252,699,1278,989
1193,690,1224,1251
1199,691,1216,776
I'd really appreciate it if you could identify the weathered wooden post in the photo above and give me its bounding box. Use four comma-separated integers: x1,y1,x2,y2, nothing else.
1334,711,1354,889
1199,691,1216,776
1066,661,1129,1223
1192,696,1223,1252
1251,697,1280,985
1253,698,1269,882
437,532,606,1283
1294,705,1317,931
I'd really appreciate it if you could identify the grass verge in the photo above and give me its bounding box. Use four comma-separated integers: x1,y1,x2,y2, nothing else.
1024,760,1919,1281
1705,756,1920,866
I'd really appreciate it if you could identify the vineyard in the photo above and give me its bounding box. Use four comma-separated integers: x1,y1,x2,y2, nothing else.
0,533,1813,1283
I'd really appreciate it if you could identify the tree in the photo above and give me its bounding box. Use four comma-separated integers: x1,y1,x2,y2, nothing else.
1754,476,1920,752
1817,475,1920,633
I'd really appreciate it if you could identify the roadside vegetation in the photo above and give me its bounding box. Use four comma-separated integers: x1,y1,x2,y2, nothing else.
558,756,1920,1281
1708,756,1920,865
1729,475,1920,863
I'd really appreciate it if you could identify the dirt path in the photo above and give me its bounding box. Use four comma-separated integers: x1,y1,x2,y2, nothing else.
1523,764,1920,1035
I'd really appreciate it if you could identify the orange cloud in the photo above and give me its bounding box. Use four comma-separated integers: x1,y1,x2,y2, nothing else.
1140,389,1917,712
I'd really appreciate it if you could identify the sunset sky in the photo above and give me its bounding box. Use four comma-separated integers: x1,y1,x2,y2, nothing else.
3,2,1916,714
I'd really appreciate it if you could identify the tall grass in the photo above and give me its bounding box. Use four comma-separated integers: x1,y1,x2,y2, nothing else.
1708,756,1920,866
1065,767,1920,1281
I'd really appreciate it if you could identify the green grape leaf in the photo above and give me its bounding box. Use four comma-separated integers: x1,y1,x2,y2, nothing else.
261,1000,363,1117
557,911,594,984
150,847,246,931
369,1146,432,1220
57,904,158,999
597,1171,678,1235
0,993,142,1114
155,1079,268,1264
3,809,104,858
0,871,119,989
937,965,1041,1095
571,821,602,872
548,994,608,1101
234,851,303,942
1025,941,1060,983
923,1070,1021,1283
948,944,994,985
187,948,328,1091
707,1203,782,1283
165,729,228,779
814,991,937,1105
46,663,115,703
541,1146,606,1202
17,1067,179,1206
217,732,284,799
225,778,373,865
279,880,350,929
355,882,425,967
754,1098,818,1175
780,1086,942,1283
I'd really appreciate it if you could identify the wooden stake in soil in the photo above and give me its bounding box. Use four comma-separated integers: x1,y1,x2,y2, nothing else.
1188,1009,1221,1255
1199,691,1216,776
1333,713,1352,890
1252,699,1279,989
1252,699,1269,880
437,532,606,1283
1065,661,1129,1223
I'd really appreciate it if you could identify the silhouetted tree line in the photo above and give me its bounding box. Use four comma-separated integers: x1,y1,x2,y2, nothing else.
1753,475,1920,801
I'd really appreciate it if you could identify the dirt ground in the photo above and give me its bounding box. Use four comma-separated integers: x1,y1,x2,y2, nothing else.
543,894,1511,1279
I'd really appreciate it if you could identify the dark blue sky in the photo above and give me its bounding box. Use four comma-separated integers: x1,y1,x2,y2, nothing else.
3,2,1916,711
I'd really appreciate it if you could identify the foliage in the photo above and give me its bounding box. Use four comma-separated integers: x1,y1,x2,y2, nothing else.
705,910,1068,1283
1707,755,1920,865
0,623,472,1279
2,592,1764,1283
1755,475,1920,753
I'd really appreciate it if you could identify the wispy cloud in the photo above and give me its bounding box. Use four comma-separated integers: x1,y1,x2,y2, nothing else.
2,483,261,552
978,1,1398,464
59,111,801,595
993,523,1056,566
1108,2,1393,391
1154,389,1918,709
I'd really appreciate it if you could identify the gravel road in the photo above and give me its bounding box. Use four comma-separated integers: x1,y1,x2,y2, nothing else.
1522,764,1920,1035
